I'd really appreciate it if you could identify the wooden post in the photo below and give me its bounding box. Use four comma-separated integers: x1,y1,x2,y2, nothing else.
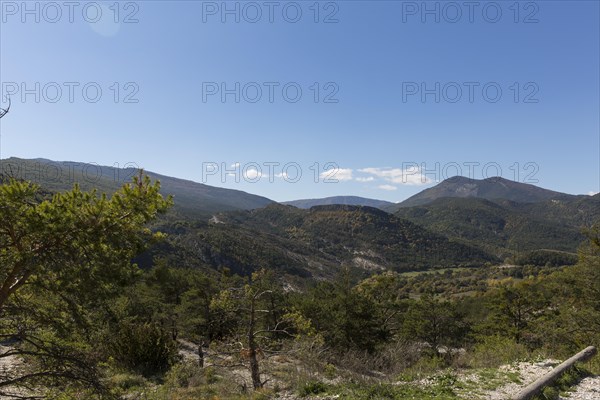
512,346,597,400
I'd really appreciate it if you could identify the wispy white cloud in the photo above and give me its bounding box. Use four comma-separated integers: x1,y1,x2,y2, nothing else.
225,164,267,180
589,191,598,196
359,166,431,186
378,184,397,191
355,176,375,182
243,168,265,180
320,168,353,181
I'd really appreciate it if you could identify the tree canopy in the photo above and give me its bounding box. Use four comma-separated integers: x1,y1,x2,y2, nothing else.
0,173,172,397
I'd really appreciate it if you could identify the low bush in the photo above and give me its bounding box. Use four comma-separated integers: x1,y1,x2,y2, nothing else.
108,321,180,377
298,380,328,397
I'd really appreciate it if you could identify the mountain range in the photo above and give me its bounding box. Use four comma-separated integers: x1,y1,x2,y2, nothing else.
2,157,597,277
388,176,575,210
394,196,598,258
283,196,394,210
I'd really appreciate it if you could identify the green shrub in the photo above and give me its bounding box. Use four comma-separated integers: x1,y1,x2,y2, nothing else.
434,371,458,387
540,386,559,400
469,335,527,368
584,355,600,375
108,372,148,391
108,321,180,377
554,366,586,390
251,389,275,400
325,383,460,400
204,366,219,384
397,355,446,382
323,363,337,379
364,384,398,399
164,361,204,388
298,380,328,397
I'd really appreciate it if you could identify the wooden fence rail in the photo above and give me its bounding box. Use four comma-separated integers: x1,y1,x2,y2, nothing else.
512,346,597,400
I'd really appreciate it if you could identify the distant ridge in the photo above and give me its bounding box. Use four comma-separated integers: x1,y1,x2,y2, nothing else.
284,195,394,210
0,157,274,216
389,176,573,210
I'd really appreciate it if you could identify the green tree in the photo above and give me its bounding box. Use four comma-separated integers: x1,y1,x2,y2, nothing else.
355,271,410,334
0,173,172,396
570,225,600,335
548,225,600,351
481,280,549,347
401,293,468,351
294,269,389,353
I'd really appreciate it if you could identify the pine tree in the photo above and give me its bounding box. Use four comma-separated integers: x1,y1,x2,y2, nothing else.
0,173,172,396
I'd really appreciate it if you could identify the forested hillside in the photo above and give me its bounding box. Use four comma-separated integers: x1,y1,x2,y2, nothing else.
140,203,494,291
0,158,273,216
394,196,599,260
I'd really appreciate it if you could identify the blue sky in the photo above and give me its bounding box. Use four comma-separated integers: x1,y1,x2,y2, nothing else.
1,0,598,202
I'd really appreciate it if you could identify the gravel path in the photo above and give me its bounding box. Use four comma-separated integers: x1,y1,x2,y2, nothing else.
489,360,559,400
482,359,600,400
560,376,600,400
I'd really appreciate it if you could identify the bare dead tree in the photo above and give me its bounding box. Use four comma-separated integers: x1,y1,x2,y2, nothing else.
0,95,10,119
0,95,10,181
208,271,304,390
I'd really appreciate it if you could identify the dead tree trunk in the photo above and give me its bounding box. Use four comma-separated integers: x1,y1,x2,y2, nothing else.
248,297,262,389
198,342,204,368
